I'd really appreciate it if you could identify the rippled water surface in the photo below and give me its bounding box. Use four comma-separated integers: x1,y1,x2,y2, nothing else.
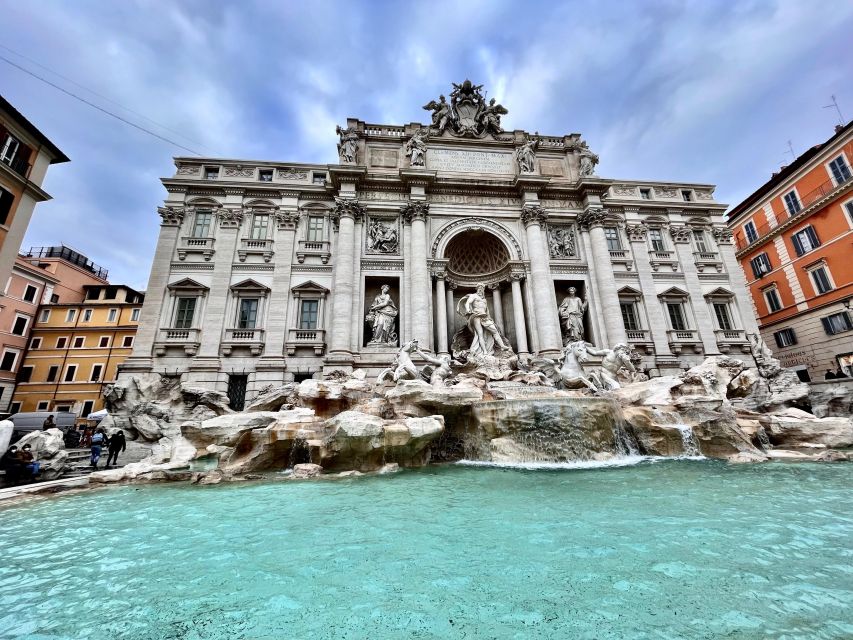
1,461,852,639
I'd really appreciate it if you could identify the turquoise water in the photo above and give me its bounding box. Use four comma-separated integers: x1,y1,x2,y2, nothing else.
1,460,852,639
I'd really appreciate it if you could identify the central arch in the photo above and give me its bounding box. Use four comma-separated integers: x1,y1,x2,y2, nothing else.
444,230,510,277
431,217,522,263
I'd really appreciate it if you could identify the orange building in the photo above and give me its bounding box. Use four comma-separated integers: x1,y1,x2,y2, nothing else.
11,284,143,416
728,121,853,381
0,95,69,287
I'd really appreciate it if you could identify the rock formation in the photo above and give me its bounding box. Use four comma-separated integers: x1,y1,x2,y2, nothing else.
14,429,69,480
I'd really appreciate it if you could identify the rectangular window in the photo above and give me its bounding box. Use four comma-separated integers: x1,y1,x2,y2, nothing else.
122,336,134,348
107,309,118,322
36,401,49,411
23,284,38,303
307,216,324,242
1,135,19,163
131,308,141,322
810,266,833,294
81,400,95,417
73,336,85,348
829,155,851,184
764,288,782,313
312,172,326,185
666,303,687,331
39,309,50,323
11,315,28,336
29,337,41,349
99,336,110,348
63,365,77,382
774,328,797,347
639,188,651,200
712,303,733,330
604,227,622,251
82,308,93,322
692,230,709,253
821,312,852,335
56,337,67,349
744,220,758,243
791,226,820,256
258,169,273,182
238,298,259,329
250,214,269,240
205,167,219,180
1,350,19,371
783,190,801,215
192,211,213,238
620,302,640,331
750,253,771,278
86,288,100,300
46,365,59,383
90,364,103,382
17,366,32,383
174,297,197,329
66,309,77,322
8,401,21,414
844,201,853,224
681,190,692,202
299,300,319,330
648,228,665,252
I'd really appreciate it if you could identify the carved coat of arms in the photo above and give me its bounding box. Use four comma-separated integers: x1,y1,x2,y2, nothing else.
423,80,507,138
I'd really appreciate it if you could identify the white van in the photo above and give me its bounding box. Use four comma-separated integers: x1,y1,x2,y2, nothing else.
8,411,78,442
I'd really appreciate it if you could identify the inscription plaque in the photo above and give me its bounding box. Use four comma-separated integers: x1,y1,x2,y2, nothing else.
427,148,514,174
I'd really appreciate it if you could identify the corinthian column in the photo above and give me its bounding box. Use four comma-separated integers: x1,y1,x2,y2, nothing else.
510,274,529,355
327,197,365,358
577,207,627,346
402,200,431,350
521,204,562,356
434,274,448,355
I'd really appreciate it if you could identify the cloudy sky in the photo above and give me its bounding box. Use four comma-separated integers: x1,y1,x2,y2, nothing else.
3,0,852,288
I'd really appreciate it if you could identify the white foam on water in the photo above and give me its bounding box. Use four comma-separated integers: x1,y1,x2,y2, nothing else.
457,455,655,470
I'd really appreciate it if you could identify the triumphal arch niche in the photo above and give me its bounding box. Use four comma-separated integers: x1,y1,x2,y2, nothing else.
123,79,756,401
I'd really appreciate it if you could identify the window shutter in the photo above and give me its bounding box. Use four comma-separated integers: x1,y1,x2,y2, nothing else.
791,234,804,256
821,317,833,334
751,258,761,279
807,226,819,247
788,328,796,344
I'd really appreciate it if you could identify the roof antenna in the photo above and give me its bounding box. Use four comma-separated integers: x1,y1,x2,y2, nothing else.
785,140,796,160
823,95,846,126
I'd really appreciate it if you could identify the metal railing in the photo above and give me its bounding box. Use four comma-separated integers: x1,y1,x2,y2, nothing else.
24,246,109,279
734,173,852,251
2,154,30,178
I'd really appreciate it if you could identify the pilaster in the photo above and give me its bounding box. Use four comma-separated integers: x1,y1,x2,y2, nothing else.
670,224,719,355
521,203,561,356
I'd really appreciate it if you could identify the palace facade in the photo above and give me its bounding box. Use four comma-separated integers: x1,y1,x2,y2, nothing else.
120,82,758,409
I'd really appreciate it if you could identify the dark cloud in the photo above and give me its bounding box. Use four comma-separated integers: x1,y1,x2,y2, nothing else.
1,0,850,287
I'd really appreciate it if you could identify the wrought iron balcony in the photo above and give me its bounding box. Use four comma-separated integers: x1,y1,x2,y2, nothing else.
2,154,31,178
221,328,265,356
296,240,331,264
154,328,200,356
238,238,274,262
286,328,326,355
178,237,215,261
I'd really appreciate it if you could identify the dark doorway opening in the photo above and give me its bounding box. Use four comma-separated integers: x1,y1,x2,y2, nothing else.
227,374,248,411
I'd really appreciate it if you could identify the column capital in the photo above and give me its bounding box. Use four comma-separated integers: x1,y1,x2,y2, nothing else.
521,203,548,227
712,227,734,244
625,223,648,242
217,207,244,229
668,224,692,244
331,197,365,229
274,208,300,230
400,200,429,224
157,206,185,226
576,206,609,230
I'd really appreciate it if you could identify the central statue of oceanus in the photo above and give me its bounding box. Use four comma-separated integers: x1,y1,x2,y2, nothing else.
456,283,510,357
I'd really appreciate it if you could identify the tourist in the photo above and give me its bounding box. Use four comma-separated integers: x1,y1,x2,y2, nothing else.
824,370,836,380
90,428,106,469
105,430,126,468
80,426,93,448
42,414,56,431
0,445,23,484
18,444,40,479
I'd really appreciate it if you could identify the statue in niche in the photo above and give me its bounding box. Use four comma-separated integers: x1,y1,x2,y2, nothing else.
405,128,429,167
367,219,398,253
377,339,420,383
515,135,538,174
456,283,510,357
548,226,576,258
558,287,588,344
366,285,398,345
422,95,453,134
480,98,508,135
578,141,599,177
336,125,360,164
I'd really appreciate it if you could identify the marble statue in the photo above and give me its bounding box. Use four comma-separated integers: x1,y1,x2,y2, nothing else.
578,142,599,177
366,285,399,345
548,226,576,258
416,348,453,386
457,283,510,357
367,220,398,253
480,98,508,135
336,125,359,164
531,341,596,391
423,95,452,134
377,339,420,383
515,136,538,173
405,128,429,167
558,287,587,343
585,343,636,391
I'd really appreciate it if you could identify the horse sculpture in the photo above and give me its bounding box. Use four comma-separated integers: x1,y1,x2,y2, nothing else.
531,341,598,391
377,339,421,384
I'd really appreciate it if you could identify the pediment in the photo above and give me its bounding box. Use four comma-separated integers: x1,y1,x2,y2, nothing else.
658,286,690,299
704,287,734,298
167,278,208,291
291,280,330,294
230,278,270,292
617,285,644,297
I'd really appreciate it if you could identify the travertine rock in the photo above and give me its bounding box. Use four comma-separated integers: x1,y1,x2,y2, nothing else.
385,379,483,417
760,413,853,449
727,451,769,464
808,381,853,418
245,384,297,412
291,463,322,478
14,428,69,480
727,369,760,398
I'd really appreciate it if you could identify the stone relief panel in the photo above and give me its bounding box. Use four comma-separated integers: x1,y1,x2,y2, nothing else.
176,165,199,176
278,168,308,181
366,217,400,254
369,148,399,168
547,225,577,259
539,159,565,177
224,166,254,178
612,184,637,196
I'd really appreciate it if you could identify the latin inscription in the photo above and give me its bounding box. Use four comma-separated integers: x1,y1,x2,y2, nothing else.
427,148,514,174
